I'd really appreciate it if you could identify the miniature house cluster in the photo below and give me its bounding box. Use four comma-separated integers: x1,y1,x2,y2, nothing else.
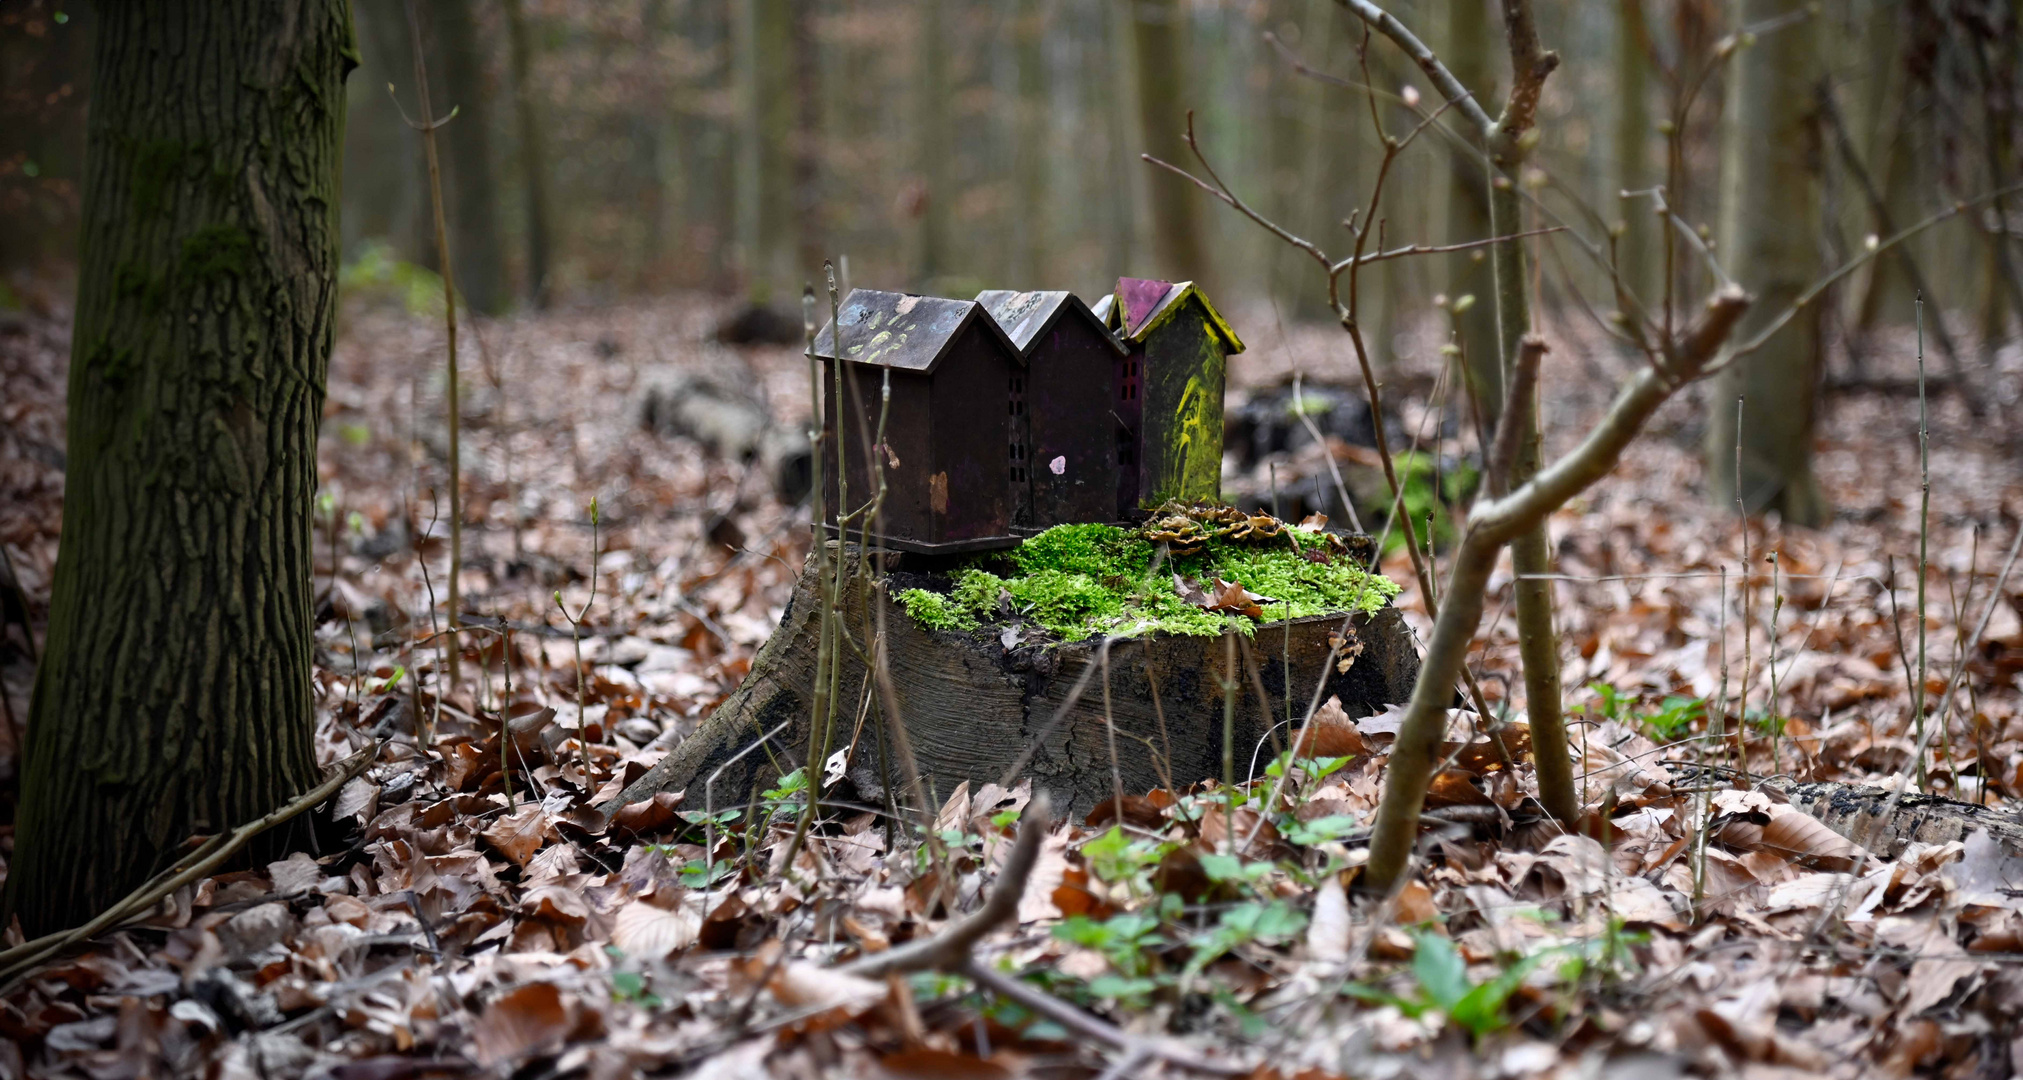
809,278,1245,553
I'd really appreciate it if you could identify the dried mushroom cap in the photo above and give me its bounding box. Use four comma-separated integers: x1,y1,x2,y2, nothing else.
1135,500,1368,559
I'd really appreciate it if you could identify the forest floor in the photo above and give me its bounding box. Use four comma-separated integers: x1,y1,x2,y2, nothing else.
2,284,2022,1078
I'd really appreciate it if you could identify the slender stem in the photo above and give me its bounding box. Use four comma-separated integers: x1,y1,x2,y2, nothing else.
1736,396,1751,776
405,0,463,686
1914,293,1931,791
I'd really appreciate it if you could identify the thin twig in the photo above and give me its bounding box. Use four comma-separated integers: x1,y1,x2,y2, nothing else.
0,745,377,987
841,794,1051,978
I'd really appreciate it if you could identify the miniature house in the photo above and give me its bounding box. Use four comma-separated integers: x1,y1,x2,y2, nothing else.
1095,277,1245,511
809,289,1028,553
974,290,1132,530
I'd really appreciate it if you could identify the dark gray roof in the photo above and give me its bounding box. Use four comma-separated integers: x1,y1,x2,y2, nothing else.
974,290,1127,357
808,289,1019,372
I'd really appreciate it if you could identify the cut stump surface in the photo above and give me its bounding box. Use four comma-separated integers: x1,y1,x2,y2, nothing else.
610,546,1421,820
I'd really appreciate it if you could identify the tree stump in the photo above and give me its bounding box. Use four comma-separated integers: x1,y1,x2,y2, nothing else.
609,546,1421,820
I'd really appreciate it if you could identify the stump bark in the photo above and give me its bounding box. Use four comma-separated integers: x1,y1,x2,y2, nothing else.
611,547,1421,820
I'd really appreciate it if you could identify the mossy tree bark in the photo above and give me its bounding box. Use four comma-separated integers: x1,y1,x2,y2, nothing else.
1706,0,1828,527
4,0,353,935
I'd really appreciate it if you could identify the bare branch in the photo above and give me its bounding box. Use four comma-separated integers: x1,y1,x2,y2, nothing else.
1487,336,1547,497
1722,182,2023,365
1487,0,1559,157
1333,0,1495,135
841,794,1051,978
1331,226,1566,274
1480,288,1750,542
0,745,378,987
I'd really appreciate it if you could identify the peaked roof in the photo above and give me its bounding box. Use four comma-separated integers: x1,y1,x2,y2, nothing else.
808,289,1020,371
1108,277,1245,353
974,289,1127,358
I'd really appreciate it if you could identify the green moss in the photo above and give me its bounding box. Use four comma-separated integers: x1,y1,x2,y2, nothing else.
896,587,977,632
181,224,254,285
895,521,1401,643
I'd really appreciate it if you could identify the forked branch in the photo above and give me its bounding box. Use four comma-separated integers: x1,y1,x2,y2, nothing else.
1362,287,1750,890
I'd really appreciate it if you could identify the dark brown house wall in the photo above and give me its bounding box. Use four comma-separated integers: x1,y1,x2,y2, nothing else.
1027,320,1124,527
821,365,933,545
927,326,1017,544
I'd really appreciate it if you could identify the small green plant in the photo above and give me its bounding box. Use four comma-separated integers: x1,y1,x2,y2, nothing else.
1586,682,1707,743
1284,814,1360,846
1080,825,1172,896
1383,452,1478,555
338,239,447,315
1184,899,1308,977
1745,708,1787,739
1348,930,1545,1040
368,664,406,694
1642,695,1706,742
605,961,664,1008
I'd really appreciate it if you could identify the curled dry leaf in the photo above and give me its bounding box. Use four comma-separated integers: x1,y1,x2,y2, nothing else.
470,982,573,1068
610,790,684,837
611,899,701,958
1717,802,1865,872
766,960,886,1014
1198,804,1281,857
1083,794,1165,831
1209,577,1269,619
1292,696,1370,758
481,802,555,868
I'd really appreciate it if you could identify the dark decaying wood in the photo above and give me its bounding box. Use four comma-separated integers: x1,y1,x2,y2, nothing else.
609,546,1421,820
1781,780,2023,860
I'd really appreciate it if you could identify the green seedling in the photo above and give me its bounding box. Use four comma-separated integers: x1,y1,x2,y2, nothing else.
1347,930,1546,1040
1184,899,1307,977
369,665,406,694
1284,814,1360,847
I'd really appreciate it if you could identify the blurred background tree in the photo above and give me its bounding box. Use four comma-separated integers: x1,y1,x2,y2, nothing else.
4,0,2021,517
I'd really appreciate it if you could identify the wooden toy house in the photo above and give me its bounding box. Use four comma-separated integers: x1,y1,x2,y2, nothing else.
1095,277,1245,511
974,290,1132,530
809,289,1028,553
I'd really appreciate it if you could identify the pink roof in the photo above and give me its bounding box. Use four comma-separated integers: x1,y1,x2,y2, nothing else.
1115,277,1177,337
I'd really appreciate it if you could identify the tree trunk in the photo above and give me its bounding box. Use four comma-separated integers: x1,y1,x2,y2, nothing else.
4,0,351,935
1614,0,1654,307
432,0,508,316
1132,0,1213,291
351,0,434,267
1013,0,1049,286
504,0,553,309
1707,0,1829,527
914,0,953,289
790,0,823,281
1444,0,1501,415
609,548,1422,820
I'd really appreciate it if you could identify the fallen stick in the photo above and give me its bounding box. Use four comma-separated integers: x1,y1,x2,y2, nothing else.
830,791,1248,1076
839,792,1053,980
0,744,377,989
